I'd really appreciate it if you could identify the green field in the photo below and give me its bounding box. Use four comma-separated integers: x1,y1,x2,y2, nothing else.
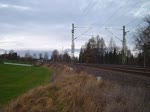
0,64,51,105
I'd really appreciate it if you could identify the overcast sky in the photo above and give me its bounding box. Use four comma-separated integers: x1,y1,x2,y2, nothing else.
0,0,150,56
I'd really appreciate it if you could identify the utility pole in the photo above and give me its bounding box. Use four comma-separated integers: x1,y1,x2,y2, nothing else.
105,26,129,65
62,46,64,63
71,23,75,63
122,26,128,65
144,50,146,67
71,24,92,63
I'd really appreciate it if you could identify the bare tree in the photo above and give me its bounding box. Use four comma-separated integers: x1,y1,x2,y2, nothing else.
108,38,116,53
44,52,48,61
51,50,59,62
39,53,43,59
9,50,15,54
133,15,150,66
24,50,32,58
144,15,150,25
33,53,37,59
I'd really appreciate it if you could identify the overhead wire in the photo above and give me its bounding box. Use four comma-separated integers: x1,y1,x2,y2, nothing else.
105,28,122,42
109,0,143,26
92,0,130,39
75,0,98,40
99,0,144,47
101,0,130,27
125,21,144,47
76,0,96,24
125,18,140,26
74,0,146,45
129,21,144,32
75,28,92,40
125,12,150,27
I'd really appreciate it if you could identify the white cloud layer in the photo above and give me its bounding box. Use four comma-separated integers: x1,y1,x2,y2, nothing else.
0,3,31,10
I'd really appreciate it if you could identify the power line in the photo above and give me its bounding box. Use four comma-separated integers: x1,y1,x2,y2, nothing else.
82,34,94,37
76,0,94,24
74,0,96,43
129,21,144,32
106,27,123,31
76,0,97,24
78,0,130,39
74,25,92,40
126,12,150,27
75,28,92,40
105,28,122,42
125,18,140,26
75,26,92,29
110,0,142,26
101,0,130,27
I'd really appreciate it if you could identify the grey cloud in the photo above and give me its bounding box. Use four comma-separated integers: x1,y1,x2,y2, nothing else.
0,0,149,52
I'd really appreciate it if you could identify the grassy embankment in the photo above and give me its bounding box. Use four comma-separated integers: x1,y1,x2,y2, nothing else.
3,64,149,112
0,64,51,105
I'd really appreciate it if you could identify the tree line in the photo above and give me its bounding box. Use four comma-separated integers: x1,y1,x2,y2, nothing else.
78,36,133,65
50,49,72,62
0,50,50,64
48,15,150,66
0,49,72,64
79,15,150,66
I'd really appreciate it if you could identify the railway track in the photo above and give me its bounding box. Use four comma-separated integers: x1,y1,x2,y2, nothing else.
75,63,150,77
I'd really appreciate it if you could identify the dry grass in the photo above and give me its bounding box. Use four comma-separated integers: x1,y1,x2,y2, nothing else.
2,64,150,112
